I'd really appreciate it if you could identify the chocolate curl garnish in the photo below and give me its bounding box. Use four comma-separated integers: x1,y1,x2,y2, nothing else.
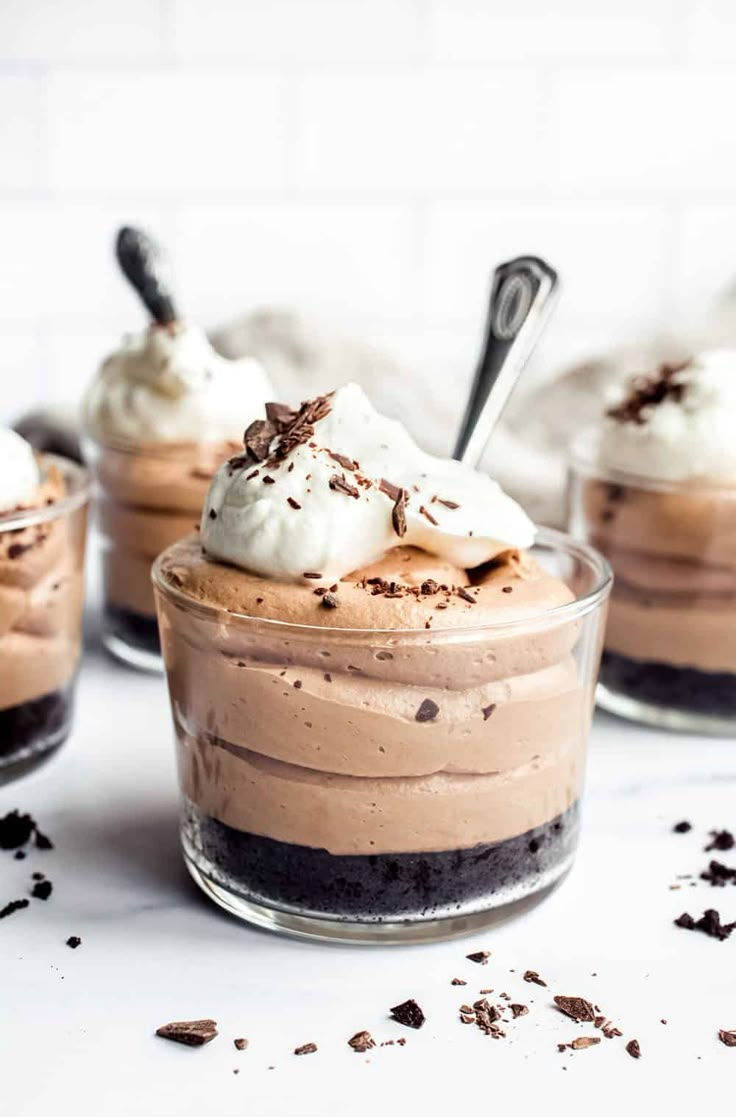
115,226,178,325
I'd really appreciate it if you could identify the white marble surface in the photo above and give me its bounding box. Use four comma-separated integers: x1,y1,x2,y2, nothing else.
3,643,736,1116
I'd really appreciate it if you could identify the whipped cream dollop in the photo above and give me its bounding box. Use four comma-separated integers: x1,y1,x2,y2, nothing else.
84,322,274,444
0,428,41,514
595,350,736,482
201,383,535,582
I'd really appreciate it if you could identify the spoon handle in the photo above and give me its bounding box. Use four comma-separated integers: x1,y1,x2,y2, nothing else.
453,255,558,467
115,226,178,325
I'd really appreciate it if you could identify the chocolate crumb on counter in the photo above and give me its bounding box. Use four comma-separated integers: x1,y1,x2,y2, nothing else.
553,996,596,1023
389,999,425,1029
294,1043,317,1056
570,1037,601,1050
0,810,36,850
523,970,547,987
718,1030,736,1047
415,698,439,723
156,1019,218,1046
0,899,29,920
706,829,735,852
31,880,52,901
626,1039,641,1059
348,1031,375,1053
675,908,736,940
701,860,736,886
451,978,467,986
481,704,496,721
234,1037,248,1051
673,820,692,833
466,951,490,965
66,936,82,949
510,1004,529,1018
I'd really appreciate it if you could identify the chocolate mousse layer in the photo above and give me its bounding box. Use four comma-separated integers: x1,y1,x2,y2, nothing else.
93,439,238,640
0,464,87,767
583,477,736,714
157,536,587,918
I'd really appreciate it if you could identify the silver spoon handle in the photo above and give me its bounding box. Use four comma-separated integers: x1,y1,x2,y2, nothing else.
453,255,559,466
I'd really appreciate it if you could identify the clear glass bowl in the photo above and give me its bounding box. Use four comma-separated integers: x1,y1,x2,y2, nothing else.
153,528,610,944
0,456,89,781
84,435,235,672
569,433,736,734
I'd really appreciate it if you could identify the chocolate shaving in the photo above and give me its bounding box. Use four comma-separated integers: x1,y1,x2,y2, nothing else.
262,475,275,485
510,1004,529,1018
415,698,439,723
389,999,425,1029
570,1037,600,1050
272,394,332,460
265,401,296,430
303,572,322,579
523,970,547,987
456,587,477,604
420,579,438,595
348,1031,375,1053
554,996,596,1023
719,1029,736,1047
243,418,277,462
66,936,82,949
451,978,467,986
294,1042,317,1056
466,951,490,965
391,488,408,538
327,450,358,472
287,497,301,510
156,1019,218,1046
419,505,438,526
329,474,360,499
673,820,692,833
481,703,496,721
607,360,691,425
379,478,401,502
706,829,735,852
626,1039,641,1059
0,899,29,920
233,1037,248,1050
433,497,459,510
321,593,339,609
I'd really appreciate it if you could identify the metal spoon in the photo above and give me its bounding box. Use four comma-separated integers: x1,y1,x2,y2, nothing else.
115,225,178,325
453,255,559,467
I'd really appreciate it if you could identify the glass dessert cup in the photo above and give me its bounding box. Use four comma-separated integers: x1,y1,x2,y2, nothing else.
569,436,736,734
0,457,89,781
84,435,236,672
154,528,610,944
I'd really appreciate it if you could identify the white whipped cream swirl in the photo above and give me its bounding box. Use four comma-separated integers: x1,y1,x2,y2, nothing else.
597,350,736,481
201,383,535,582
84,323,274,444
0,428,41,514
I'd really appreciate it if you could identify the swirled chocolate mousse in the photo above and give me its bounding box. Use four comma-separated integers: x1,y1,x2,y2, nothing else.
156,385,588,921
577,350,736,720
84,228,273,661
0,429,87,769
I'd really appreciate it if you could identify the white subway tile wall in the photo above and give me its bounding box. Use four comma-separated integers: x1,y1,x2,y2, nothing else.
0,0,735,425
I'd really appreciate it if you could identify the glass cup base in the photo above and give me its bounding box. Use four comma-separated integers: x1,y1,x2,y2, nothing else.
182,837,574,946
102,605,163,673
596,680,736,736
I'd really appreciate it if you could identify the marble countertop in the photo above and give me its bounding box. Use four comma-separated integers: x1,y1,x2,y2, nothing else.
3,642,736,1116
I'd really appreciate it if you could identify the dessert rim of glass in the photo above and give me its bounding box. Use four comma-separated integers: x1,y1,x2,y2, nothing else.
570,427,736,495
0,455,89,533
152,525,612,639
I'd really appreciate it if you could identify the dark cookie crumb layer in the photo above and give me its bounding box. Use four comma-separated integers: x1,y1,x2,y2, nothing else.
601,650,736,718
183,802,579,920
0,688,74,765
